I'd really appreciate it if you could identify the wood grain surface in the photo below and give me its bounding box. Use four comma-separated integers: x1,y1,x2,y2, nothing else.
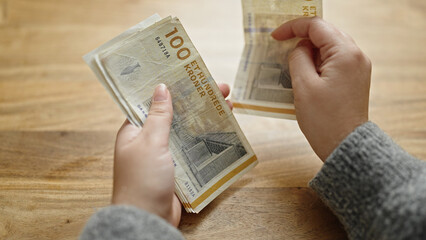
0,0,425,239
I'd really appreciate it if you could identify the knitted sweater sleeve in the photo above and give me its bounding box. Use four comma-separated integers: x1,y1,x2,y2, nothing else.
310,122,426,240
79,205,185,240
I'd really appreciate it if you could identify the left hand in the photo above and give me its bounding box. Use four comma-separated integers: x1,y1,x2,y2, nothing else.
111,83,232,227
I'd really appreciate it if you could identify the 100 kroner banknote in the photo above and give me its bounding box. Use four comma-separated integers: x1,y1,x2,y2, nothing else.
84,14,257,213
232,0,322,119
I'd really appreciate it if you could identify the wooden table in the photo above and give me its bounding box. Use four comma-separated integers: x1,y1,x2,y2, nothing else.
0,0,425,239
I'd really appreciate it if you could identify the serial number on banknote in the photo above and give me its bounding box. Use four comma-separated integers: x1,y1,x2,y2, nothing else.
155,36,171,58
185,182,196,198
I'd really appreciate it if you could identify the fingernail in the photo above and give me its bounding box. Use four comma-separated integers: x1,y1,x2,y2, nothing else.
153,83,168,102
270,28,278,37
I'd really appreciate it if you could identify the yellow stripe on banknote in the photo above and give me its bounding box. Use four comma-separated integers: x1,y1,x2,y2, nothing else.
233,102,296,115
190,155,258,209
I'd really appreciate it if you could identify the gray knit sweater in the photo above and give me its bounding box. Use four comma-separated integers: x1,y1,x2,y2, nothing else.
80,122,426,240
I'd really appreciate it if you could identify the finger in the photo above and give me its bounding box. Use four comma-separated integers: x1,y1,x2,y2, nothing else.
218,83,230,98
271,17,346,49
170,194,182,227
226,100,233,110
116,119,141,146
142,84,173,146
289,39,319,89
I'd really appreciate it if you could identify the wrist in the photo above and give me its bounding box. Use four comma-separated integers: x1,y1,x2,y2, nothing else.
314,119,368,162
112,192,179,227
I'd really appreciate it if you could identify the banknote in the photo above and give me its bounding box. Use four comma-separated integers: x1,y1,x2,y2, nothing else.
84,14,257,213
232,0,322,119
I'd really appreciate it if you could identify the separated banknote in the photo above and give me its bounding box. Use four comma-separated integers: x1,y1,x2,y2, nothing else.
232,0,322,119
84,14,257,213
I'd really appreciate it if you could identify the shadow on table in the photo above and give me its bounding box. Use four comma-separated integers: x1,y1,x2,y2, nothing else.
179,185,347,239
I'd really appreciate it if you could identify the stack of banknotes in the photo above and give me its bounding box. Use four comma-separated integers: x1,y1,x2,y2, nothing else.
84,14,257,213
232,0,322,119
84,0,323,213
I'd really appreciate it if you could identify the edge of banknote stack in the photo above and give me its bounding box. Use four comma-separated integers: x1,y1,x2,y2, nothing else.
232,0,323,119
83,14,257,213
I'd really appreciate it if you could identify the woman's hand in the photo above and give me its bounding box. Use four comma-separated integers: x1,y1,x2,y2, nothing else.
111,83,231,227
272,17,371,161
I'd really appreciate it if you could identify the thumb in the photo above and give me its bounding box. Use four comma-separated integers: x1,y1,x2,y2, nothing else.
142,84,173,145
289,39,319,90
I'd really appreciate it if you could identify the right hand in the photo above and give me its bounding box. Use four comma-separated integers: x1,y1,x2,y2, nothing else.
271,17,371,161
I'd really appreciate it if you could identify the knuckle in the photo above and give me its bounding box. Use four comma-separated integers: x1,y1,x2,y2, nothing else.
311,16,323,25
342,31,355,43
351,48,364,60
340,46,370,68
363,54,372,70
348,46,363,60
310,17,324,33
352,48,371,68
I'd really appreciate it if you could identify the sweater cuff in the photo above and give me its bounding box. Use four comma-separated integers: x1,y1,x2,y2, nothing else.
309,121,425,239
80,205,184,240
